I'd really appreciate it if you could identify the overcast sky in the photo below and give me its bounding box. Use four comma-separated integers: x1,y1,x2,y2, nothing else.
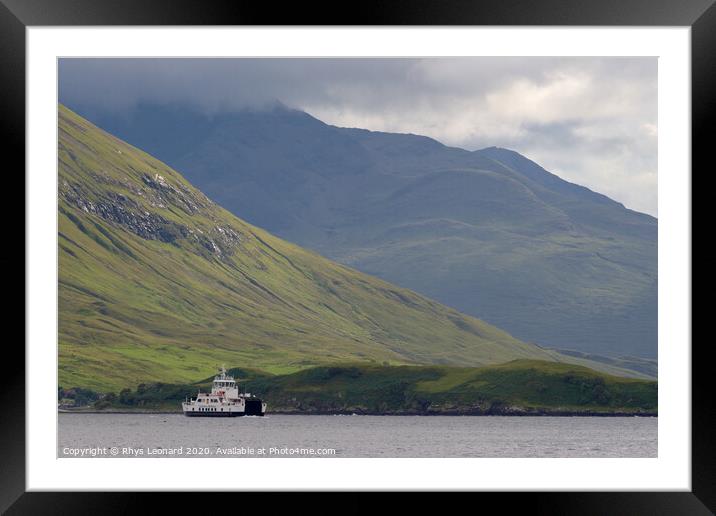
59,58,658,216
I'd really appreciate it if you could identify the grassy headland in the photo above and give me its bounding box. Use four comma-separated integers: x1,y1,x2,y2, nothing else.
61,360,656,416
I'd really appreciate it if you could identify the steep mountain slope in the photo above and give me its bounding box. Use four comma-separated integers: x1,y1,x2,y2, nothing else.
61,105,637,392
73,103,657,358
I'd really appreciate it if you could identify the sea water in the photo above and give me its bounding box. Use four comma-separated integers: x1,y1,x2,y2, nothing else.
58,413,657,458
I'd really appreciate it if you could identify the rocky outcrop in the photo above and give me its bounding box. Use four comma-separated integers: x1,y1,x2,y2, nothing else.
60,172,244,259
140,172,208,215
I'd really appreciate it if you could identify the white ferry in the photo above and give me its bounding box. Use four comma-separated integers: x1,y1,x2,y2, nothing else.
182,366,266,417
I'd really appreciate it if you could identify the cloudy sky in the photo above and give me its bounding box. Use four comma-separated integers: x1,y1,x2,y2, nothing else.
59,58,658,216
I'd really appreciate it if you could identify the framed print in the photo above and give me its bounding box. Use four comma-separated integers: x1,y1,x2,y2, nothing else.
3,0,710,512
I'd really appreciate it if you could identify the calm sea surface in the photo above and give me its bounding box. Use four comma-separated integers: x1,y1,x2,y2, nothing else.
58,413,657,458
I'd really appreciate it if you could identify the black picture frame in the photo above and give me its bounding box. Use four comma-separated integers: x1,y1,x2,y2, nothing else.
2,0,708,512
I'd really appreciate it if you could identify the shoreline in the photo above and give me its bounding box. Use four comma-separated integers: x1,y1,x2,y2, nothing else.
59,409,658,417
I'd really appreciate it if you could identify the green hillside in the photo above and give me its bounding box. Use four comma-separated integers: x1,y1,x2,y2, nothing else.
58,105,647,392
245,360,657,415
77,360,657,415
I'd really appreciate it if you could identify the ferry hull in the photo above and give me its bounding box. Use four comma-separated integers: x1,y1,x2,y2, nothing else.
183,411,245,417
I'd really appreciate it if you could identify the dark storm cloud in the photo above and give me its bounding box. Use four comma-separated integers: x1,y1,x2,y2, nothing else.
59,57,657,215
59,58,418,112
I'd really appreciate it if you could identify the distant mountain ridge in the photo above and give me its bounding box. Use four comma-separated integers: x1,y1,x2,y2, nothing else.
59,105,650,392
67,102,658,359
